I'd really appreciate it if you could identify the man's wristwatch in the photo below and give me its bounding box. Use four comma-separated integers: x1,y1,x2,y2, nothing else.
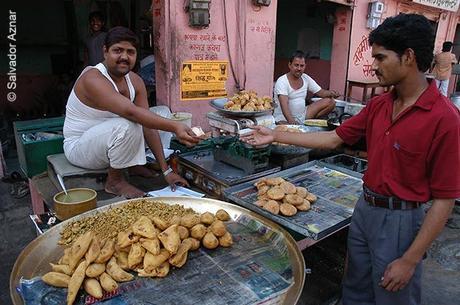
162,167,173,177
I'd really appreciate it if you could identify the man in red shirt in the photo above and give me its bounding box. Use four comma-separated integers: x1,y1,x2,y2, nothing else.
242,14,460,305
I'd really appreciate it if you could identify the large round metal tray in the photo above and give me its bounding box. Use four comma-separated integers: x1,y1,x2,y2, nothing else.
10,197,305,305
270,125,326,154
210,98,276,117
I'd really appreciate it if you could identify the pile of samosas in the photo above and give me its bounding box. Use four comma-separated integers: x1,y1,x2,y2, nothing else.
254,177,317,217
41,209,232,305
224,90,272,112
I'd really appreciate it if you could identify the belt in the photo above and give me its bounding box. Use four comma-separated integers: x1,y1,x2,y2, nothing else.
363,186,424,210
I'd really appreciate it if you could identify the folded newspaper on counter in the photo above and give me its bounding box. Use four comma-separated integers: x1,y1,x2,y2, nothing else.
18,215,294,305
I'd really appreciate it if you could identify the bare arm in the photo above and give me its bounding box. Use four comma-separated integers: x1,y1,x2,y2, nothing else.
240,125,343,150
381,198,454,291
403,198,454,264
77,70,199,146
315,89,340,98
278,95,297,124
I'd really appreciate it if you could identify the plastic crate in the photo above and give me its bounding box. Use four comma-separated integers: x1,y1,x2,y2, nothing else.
14,117,65,177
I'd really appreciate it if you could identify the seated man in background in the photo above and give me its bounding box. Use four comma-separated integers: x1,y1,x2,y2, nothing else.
64,26,200,198
273,50,340,124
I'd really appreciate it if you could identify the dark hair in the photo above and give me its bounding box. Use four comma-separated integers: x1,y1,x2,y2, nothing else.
88,11,105,23
369,14,434,72
442,41,453,52
104,26,139,50
289,50,306,63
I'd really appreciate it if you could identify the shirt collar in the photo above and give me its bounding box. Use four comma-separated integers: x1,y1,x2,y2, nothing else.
387,79,439,111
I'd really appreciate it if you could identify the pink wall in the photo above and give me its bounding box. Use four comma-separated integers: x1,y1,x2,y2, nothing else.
154,0,278,129
329,6,353,97
345,0,460,100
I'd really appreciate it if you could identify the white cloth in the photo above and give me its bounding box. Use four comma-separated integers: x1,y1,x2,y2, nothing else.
63,63,146,169
273,73,321,123
435,79,449,97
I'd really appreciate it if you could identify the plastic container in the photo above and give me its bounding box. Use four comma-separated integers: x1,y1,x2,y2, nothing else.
171,112,193,127
13,117,65,177
53,188,97,220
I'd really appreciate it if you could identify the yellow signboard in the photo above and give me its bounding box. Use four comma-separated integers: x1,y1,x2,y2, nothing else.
180,61,228,101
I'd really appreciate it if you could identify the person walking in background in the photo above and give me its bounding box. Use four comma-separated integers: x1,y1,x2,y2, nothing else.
84,11,107,67
432,41,457,97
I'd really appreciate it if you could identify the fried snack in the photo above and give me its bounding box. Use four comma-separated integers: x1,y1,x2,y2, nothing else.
117,230,139,249
265,177,285,186
115,251,129,270
219,232,233,247
190,223,207,240
169,239,193,268
200,212,215,225
283,194,304,206
280,203,297,216
49,263,73,276
68,231,93,270
99,272,118,292
202,232,219,249
210,220,227,237
280,181,296,194
85,236,101,264
257,185,270,196
185,237,200,251
177,225,190,240
128,242,145,269
132,216,157,239
215,209,230,221
295,187,308,198
153,216,170,231
58,247,72,265
306,192,317,203
158,224,181,254
42,272,71,288
169,215,182,226
155,261,170,277
297,200,311,211
106,257,134,282
254,199,267,207
67,260,87,305
144,249,170,273
95,238,115,264
140,237,160,255
267,187,285,200
263,200,280,215
224,90,273,112
86,263,105,277
83,278,103,299
180,214,201,228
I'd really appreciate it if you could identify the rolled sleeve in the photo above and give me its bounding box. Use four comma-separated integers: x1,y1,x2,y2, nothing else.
336,104,370,145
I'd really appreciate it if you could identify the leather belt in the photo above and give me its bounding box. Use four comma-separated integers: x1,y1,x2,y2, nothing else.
363,186,423,210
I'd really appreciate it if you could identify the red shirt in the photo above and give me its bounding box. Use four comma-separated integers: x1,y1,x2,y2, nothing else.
336,80,460,201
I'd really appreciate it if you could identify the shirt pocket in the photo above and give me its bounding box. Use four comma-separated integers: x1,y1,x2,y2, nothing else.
392,144,425,184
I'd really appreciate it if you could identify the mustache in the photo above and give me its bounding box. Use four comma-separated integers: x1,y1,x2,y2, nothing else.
117,60,130,65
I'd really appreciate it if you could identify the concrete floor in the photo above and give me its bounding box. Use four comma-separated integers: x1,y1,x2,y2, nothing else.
1,153,460,305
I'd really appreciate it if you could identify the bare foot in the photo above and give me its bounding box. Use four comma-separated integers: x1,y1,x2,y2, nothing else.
105,179,145,198
128,165,157,178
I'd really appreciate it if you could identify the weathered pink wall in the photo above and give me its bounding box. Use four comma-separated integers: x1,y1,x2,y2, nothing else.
154,0,278,129
329,6,353,96
346,0,460,100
